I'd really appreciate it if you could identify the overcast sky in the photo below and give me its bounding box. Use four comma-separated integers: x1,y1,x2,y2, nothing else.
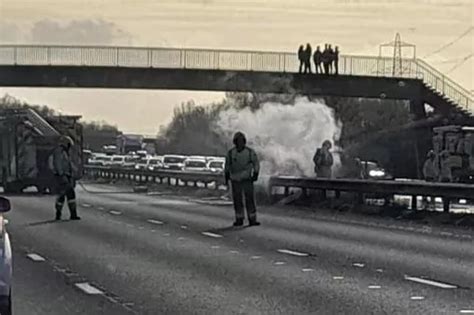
0,0,472,134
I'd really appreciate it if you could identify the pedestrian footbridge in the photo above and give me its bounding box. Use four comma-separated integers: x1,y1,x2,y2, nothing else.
0,45,472,119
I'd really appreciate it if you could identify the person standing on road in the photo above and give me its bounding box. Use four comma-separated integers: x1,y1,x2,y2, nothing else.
52,136,81,221
422,150,439,209
225,132,261,227
313,46,323,74
313,140,334,178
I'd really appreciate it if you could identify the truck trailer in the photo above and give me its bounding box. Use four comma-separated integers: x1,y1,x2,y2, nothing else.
0,108,83,193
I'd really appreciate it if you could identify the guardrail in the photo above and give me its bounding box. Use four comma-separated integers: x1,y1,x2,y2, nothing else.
85,166,473,213
0,44,471,110
84,165,226,189
269,176,474,213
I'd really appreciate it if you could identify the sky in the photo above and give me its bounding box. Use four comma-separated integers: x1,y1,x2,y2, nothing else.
0,0,472,134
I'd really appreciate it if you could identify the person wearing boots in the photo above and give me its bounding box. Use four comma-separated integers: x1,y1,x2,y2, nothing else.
224,132,261,227
53,136,81,221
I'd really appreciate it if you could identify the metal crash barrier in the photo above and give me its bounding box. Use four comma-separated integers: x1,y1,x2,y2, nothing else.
269,176,474,213
84,166,226,189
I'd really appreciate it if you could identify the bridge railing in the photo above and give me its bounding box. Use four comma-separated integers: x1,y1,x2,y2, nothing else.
0,45,471,110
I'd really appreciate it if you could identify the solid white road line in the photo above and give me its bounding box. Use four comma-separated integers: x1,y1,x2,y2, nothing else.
27,253,46,262
109,210,122,215
410,296,425,300
404,276,457,289
277,249,309,257
75,282,104,295
352,263,365,268
147,219,164,225
202,232,223,238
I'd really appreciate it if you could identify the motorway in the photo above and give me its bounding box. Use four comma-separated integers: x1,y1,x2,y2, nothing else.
6,183,474,314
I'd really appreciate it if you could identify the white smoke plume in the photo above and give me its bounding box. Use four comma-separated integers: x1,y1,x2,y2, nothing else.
215,96,342,178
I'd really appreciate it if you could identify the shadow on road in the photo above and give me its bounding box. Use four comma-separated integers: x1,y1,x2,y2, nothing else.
27,219,69,227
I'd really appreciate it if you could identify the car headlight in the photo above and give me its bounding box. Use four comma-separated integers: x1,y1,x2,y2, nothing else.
369,170,385,177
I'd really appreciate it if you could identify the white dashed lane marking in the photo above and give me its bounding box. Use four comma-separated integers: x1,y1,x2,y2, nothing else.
75,282,104,295
81,203,92,208
97,207,105,210
460,310,474,314
180,225,188,230
352,263,365,268
202,232,223,238
211,246,220,249
274,261,286,266
163,233,170,237
376,269,384,273
277,249,309,257
27,253,46,262
368,285,381,289
147,219,164,225
229,250,239,254
250,256,262,260
109,210,122,215
404,276,457,289
333,276,344,280
410,296,425,300
302,268,314,272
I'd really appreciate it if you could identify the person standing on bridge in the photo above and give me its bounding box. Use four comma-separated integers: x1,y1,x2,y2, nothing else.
225,132,261,227
313,46,323,74
52,136,81,221
439,150,452,183
334,46,340,75
313,140,334,178
322,44,330,75
303,43,312,74
328,44,335,74
298,45,305,73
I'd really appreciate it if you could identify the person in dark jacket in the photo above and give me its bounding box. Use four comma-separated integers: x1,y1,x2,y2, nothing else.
334,46,340,75
313,46,323,74
53,136,81,220
298,45,305,73
303,43,312,74
322,44,330,75
328,44,335,74
313,140,334,178
225,132,261,227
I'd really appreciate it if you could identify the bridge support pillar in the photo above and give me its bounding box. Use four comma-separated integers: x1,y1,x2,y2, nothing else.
410,98,430,179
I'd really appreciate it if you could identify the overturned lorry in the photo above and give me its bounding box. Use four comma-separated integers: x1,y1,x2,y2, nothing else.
433,125,474,183
0,108,83,193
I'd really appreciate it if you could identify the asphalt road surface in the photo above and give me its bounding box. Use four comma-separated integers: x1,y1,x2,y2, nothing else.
5,184,474,314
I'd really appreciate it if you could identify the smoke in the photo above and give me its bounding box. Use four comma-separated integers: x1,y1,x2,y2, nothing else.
215,97,342,178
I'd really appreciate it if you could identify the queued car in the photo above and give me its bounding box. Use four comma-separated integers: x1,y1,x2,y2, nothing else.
207,159,225,174
89,155,113,167
110,155,137,168
0,197,12,315
162,155,187,171
184,158,209,173
360,161,393,180
147,157,164,171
